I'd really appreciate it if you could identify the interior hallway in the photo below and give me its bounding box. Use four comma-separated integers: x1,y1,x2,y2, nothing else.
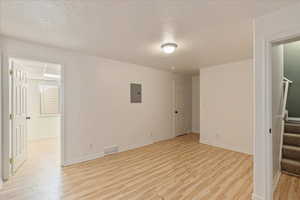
0,134,253,200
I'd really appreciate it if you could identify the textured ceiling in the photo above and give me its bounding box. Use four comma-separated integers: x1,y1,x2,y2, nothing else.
0,0,299,74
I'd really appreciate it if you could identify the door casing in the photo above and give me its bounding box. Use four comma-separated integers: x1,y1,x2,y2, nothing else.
254,28,300,200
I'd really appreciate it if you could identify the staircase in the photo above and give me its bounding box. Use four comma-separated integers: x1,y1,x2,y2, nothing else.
281,121,300,176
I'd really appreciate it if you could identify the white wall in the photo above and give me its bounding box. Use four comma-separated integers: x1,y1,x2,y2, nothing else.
1,36,175,167
27,79,60,141
254,3,300,200
271,45,284,186
192,75,200,133
200,59,253,154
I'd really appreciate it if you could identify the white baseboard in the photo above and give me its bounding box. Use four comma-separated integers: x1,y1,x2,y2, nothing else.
63,139,157,167
287,117,300,122
200,139,252,155
63,152,104,166
273,171,281,192
252,193,264,200
121,141,152,152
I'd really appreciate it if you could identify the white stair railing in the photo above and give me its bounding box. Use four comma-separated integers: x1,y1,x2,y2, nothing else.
279,77,292,162
282,77,292,119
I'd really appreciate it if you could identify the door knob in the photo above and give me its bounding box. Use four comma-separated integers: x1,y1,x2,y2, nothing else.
26,117,31,120
175,110,179,114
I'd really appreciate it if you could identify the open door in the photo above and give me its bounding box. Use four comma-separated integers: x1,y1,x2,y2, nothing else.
11,61,28,174
174,79,185,136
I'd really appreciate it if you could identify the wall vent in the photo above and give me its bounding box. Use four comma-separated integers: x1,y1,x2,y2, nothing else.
104,146,119,155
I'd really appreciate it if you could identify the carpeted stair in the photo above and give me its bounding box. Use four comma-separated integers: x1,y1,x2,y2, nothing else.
281,122,300,176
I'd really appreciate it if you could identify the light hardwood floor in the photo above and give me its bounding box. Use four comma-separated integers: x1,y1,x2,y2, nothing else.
274,173,300,200
0,134,255,200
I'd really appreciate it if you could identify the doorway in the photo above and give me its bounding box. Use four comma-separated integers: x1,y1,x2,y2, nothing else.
271,39,300,199
174,78,185,137
173,76,193,137
2,58,63,180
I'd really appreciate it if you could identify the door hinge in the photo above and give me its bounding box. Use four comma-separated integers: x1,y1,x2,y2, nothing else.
269,128,272,134
9,158,14,164
10,113,14,120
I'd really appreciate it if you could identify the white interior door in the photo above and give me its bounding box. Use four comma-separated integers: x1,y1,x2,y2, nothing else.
11,61,28,173
271,45,284,180
174,79,185,136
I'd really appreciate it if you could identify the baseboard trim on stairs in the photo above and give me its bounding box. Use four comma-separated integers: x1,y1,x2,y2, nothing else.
273,171,281,192
287,117,300,122
252,193,264,200
282,170,300,177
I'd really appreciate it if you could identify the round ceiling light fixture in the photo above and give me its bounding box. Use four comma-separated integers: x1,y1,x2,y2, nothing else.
161,43,178,54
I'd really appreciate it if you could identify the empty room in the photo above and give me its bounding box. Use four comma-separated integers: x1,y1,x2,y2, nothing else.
1,1,300,200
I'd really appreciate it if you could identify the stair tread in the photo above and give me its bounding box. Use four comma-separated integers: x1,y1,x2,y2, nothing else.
282,158,300,166
284,133,300,137
286,120,300,124
283,145,300,151
283,133,300,147
284,123,300,134
285,122,300,126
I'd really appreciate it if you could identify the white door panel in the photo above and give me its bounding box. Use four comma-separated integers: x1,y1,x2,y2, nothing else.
174,79,185,136
11,62,28,173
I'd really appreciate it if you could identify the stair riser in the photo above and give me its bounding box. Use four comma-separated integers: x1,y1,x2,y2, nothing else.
283,135,300,147
283,148,300,161
281,162,300,176
285,125,300,134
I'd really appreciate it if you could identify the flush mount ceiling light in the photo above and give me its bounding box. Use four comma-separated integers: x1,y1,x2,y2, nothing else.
161,43,178,54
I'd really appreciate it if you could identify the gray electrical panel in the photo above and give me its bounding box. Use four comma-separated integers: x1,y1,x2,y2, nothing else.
130,83,142,103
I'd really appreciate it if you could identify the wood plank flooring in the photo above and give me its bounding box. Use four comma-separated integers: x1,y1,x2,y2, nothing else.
274,173,300,200
0,134,254,200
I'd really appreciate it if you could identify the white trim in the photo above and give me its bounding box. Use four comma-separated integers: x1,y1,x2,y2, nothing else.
287,117,300,122
279,120,285,168
172,79,176,138
252,193,265,200
63,152,104,166
121,141,153,152
266,37,274,200
64,140,154,166
200,138,252,155
273,171,281,193
2,55,11,180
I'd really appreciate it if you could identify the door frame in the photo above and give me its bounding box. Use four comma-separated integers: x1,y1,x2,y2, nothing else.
255,28,300,200
2,57,65,180
172,78,186,137
172,79,176,138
